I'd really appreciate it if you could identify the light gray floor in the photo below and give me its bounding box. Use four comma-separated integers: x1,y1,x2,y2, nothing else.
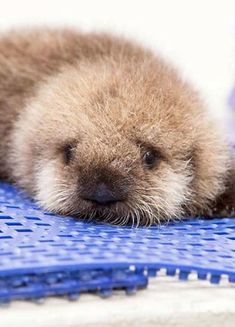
1,271,235,327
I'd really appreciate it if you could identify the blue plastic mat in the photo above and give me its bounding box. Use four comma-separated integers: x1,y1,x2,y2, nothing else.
0,182,235,302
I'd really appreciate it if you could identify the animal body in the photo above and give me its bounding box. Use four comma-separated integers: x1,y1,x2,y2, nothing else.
0,28,234,225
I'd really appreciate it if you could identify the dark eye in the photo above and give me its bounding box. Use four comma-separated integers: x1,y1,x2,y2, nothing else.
143,150,158,169
63,144,74,165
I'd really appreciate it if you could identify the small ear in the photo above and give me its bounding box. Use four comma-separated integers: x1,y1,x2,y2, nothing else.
213,164,235,216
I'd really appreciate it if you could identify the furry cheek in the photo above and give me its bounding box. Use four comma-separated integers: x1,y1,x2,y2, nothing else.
34,160,73,213
140,166,193,222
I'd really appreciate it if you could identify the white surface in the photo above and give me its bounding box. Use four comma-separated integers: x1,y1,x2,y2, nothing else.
1,272,235,327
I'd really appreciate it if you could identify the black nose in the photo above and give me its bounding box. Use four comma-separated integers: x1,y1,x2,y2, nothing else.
84,183,122,205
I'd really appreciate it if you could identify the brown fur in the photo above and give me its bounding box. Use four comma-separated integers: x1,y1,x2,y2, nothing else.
0,28,234,225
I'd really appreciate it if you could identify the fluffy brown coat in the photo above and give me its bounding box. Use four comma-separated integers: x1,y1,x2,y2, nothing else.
0,28,234,225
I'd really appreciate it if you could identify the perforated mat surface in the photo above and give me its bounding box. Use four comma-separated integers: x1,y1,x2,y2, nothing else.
0,182,235,302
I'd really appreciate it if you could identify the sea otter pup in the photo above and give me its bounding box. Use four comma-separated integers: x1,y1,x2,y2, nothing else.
0,28,234,225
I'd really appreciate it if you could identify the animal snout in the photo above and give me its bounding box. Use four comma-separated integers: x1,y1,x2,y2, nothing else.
82,182,127,205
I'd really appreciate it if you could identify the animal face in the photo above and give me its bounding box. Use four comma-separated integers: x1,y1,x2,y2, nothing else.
10,60,229,225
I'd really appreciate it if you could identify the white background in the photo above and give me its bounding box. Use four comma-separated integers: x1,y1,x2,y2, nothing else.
0,0,234,119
